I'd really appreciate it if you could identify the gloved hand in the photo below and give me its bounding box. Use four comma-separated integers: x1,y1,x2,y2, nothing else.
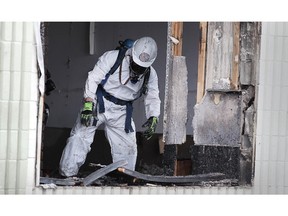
80,101,94,127
142,116,158,140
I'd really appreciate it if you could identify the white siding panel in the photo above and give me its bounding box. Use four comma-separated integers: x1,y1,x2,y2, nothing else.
7,130,18,160
9,71,21,101
268,161,277,187
99,186,112,195
264,61,273,86
278,111,287,136
27,130,37,159
283,37,288,62
272,86,281,111
0,41,11,71
23,23,34,43
0,22,38,194
284,162,288,186
269,136,278,161
130,186,142,194
0,71,10,100
262,111,272,136
0,22,12,41
12,23,23,42
284,23,288,36
285,136,288,161
0,131,7,160
18,130,29,158
280,85,288,111
254,159,262,187
277,136,286,161
19,102,31,130
17,159,28,190
5,189,17,194
120,187,130,194
261,135,270,161
260,160,269,189
266,36,275,61
72,187,85,195
21,72,38,101
26,157,36,191
274,36,284,61
282,63,288,86
261,22,268,36
258,60,265,86
255,135,262,161
276,186,285,194
19,101,37,130
5,160,17,190
267,23,276,35
273,62,282,86
263,85,273,111
29,102,38,130
257,68,265,108
21,43,36,72
256,110,263,136
8,101,20,130
252,22,288,195
269,137,278,163
0,160,6,189
111,186,121,194
275,22,285,36
276,162,285,187
0,101,9,130
10,42,22,72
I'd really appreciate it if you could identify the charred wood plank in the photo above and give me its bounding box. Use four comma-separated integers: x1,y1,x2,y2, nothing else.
163,144,177,176
118,167,225,184
83,160,128,186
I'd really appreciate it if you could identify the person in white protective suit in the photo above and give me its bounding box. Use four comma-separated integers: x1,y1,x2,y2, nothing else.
59,36,161,177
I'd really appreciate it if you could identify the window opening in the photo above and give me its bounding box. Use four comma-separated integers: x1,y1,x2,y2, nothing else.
39,22,258,187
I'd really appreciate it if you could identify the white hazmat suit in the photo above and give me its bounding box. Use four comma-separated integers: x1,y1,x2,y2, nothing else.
59,38,161,177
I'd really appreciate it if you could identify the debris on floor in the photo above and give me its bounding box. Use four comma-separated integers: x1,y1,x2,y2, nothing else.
40,160,234,187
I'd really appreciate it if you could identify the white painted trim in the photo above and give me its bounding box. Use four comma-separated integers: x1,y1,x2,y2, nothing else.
33,22,45,186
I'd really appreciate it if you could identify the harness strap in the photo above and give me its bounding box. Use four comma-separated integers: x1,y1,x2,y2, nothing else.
100,48,128,86
96,85,134,133
125,103,133,133
96,85,105,113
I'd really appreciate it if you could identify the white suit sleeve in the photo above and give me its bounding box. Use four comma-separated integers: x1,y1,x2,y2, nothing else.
144,68,161,119
83,51,118,102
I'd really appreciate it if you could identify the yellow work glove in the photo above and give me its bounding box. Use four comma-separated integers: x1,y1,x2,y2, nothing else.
142,116,158,140
80,101,94,127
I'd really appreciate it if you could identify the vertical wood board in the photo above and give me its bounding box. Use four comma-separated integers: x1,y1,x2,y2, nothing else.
205,22,234,90
172,22,183,56
197,22,207,103
231,22,240,90
164,56,188,145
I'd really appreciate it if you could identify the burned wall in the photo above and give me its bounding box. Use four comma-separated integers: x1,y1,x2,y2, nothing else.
192,22,260,185
193,90,242,147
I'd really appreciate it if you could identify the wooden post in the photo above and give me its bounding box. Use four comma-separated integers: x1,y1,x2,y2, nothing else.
196,22,207,103
163,22,184,176
172,22,183,56
163,145,178,176
231,22,240,90
205,22,235,90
